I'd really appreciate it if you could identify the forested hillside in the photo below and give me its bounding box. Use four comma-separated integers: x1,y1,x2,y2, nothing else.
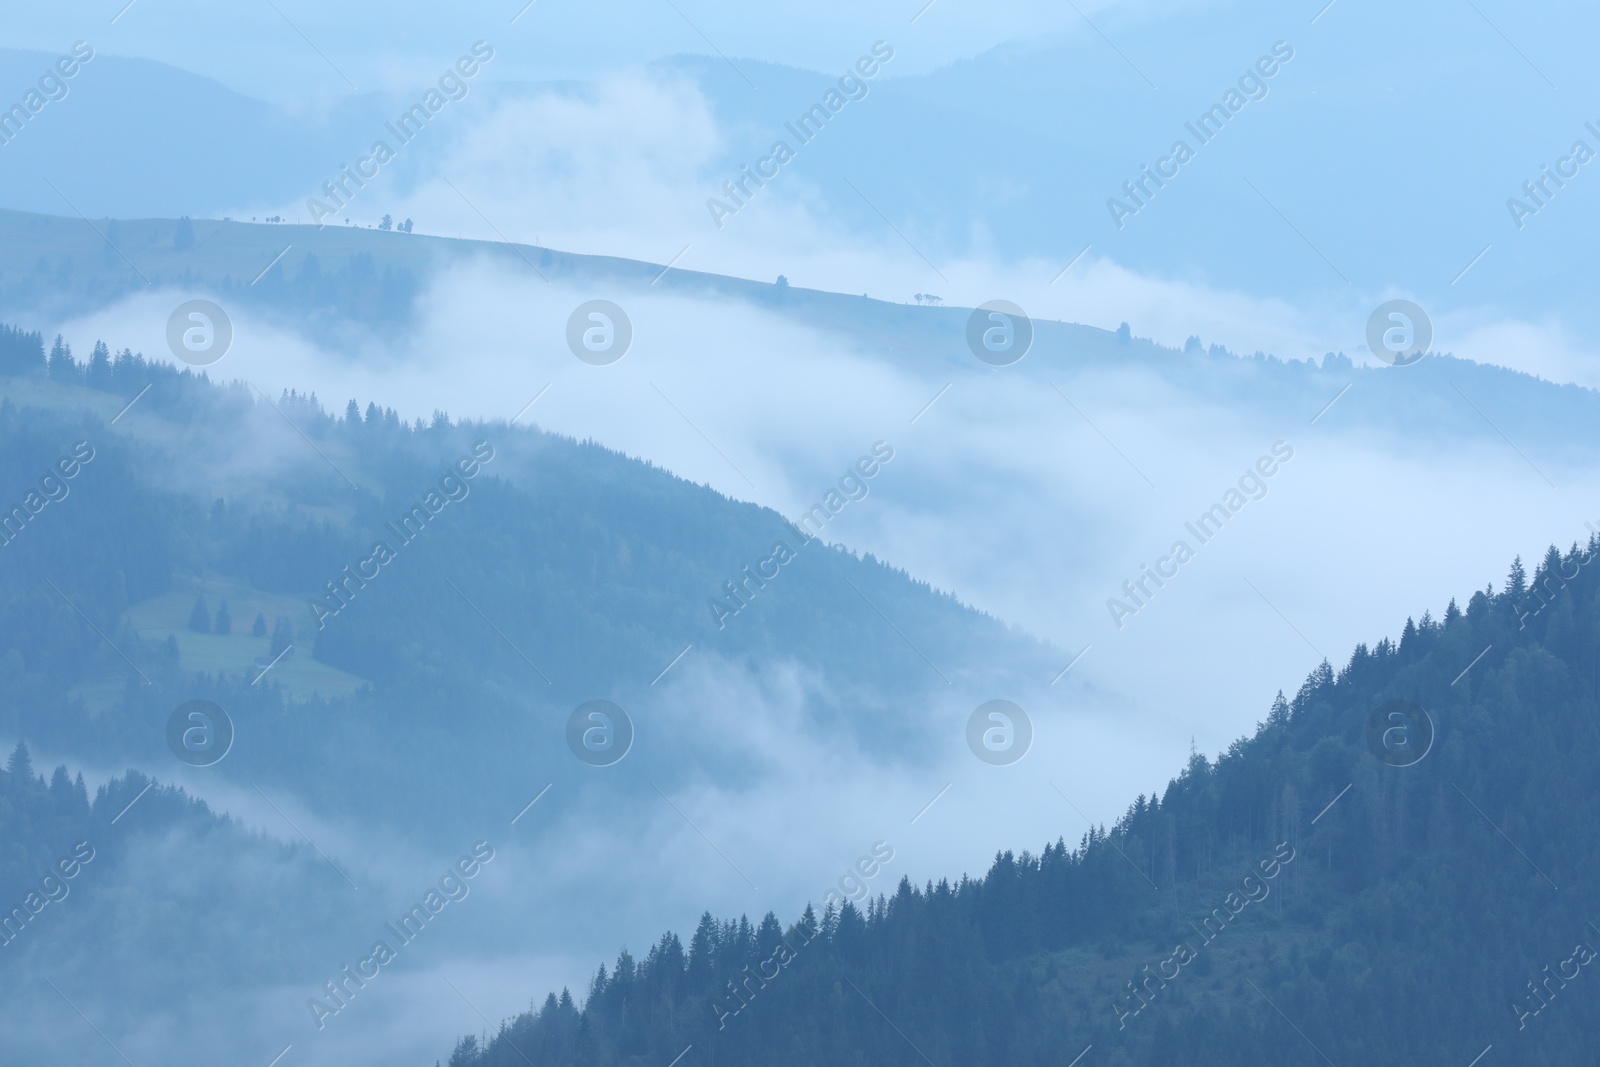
0,742,350,1002
443,549,1600,1067
0,323,1050,833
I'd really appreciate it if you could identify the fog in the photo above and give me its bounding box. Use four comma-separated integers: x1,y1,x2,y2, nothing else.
8,11,1600,1062
30,234,1599,1061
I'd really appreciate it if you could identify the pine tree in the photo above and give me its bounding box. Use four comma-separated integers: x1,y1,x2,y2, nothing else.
1536,544,1565,603
6,741,32,780
86,341,112,389
47,335,74,381
188,596,211,633
214,600,232,635
1506,555,1528,598
252,612,268,637
688,912,718,989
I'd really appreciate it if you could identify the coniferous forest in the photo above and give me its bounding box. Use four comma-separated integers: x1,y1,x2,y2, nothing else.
443,549,1600,1067
3,314,1600,1065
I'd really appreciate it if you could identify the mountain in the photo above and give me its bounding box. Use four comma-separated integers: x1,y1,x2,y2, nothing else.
0,317,1064,1061
0,753,350,1003
3,214,1598,1065
0,324,1051,829
3,206,1598,460
6,7,1598,334
437,545,1600,1066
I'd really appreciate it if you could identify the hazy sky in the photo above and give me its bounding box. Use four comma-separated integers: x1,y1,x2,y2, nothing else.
4,0,1145,95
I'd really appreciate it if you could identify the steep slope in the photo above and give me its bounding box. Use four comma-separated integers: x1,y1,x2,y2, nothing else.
0,325,1052,834
0,748,353,1041
439,548,1600,1067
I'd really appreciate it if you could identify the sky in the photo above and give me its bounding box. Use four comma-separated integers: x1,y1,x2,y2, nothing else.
2,0,1149,93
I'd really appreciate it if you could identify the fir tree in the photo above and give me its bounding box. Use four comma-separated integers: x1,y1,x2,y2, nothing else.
86,341,112,389
6,741,33,780
47,335,74,381
1506,555,1528,598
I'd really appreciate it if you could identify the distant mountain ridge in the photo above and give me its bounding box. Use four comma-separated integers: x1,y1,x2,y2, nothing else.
1,207,1594,471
